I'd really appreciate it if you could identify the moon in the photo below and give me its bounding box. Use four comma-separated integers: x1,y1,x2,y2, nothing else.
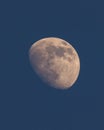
29,37,80,89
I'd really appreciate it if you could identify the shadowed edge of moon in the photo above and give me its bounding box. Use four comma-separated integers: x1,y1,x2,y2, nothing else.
29,37,80,89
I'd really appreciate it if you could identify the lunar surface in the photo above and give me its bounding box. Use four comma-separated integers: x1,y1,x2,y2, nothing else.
29,37,80,89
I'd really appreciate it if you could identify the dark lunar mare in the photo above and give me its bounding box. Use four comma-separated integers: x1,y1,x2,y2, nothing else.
67,48,73,55
29,38,80,89
46,45,66,57
45,44,74,63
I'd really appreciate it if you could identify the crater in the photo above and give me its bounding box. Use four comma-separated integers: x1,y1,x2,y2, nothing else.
67,57,72,62
63,55,73,63
61,41,68,46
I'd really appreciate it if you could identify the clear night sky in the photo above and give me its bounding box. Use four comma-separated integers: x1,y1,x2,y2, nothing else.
1,0,103,130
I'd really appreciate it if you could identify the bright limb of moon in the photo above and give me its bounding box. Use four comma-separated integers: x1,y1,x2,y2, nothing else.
29,37,80,89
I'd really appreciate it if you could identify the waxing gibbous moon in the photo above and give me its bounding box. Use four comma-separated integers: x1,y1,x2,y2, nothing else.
29,37,80,89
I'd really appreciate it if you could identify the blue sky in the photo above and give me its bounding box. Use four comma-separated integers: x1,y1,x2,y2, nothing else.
1,0,103,130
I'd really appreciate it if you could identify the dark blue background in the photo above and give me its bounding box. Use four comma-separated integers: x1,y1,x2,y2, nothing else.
1,0,104,130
